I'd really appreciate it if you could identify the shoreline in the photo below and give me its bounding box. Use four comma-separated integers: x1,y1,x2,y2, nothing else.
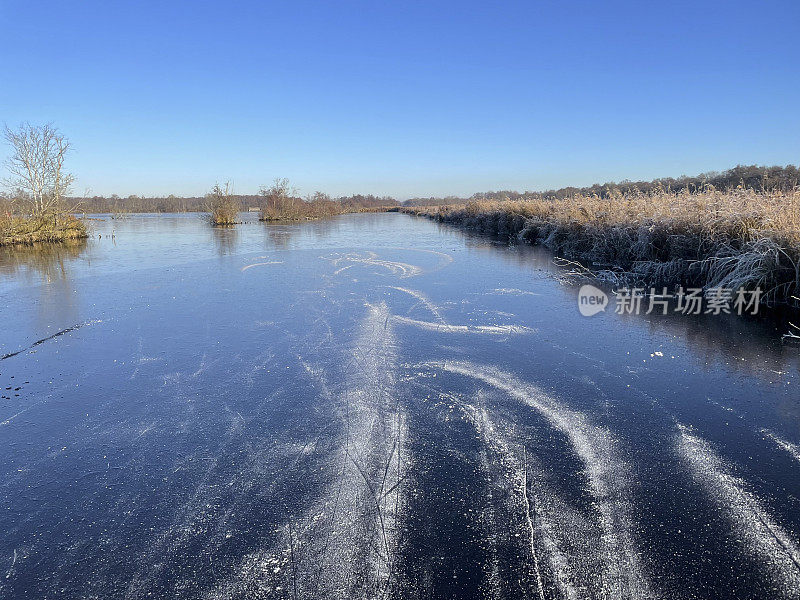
401,190,800,308
0,215,89,247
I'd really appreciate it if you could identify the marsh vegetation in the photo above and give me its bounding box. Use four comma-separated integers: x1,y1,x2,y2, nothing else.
0,212,87,246
404,188,800,306
206,182,240,226
257,178,396,221
1,123,87,246
70,184,398,217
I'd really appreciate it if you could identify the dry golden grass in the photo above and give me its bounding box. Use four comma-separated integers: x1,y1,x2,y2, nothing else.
403,189,800,305
259,200,395,221
206,183,241,226
0,213,89,246
209,204,239,226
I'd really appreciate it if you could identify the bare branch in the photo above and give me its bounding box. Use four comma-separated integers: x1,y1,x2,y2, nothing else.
3,123,73,215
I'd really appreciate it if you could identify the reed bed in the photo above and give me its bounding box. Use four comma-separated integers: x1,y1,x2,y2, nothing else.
0,213,89,246
403,189,800,305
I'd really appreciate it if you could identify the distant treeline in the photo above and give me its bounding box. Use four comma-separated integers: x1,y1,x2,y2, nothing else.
403,164,800,206
68,193,398,214
19,164,800,213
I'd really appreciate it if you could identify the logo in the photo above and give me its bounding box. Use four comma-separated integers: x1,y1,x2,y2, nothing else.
578,285,608,316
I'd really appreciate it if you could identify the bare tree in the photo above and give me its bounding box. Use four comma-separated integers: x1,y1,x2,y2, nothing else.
259,177,298,219
3,123,74,215
308,191,331,203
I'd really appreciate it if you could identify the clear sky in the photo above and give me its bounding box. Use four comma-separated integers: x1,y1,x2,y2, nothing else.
2,0,798,198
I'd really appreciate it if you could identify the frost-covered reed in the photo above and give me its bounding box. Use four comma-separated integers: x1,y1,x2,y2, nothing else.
404,189,800,305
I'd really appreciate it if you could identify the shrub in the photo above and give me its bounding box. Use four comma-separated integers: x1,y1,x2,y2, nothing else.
207,182,240,225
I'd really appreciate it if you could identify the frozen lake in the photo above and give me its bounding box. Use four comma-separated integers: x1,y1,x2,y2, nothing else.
1,212,799,599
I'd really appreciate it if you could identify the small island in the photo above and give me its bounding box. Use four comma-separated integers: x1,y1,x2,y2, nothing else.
1,124,88,246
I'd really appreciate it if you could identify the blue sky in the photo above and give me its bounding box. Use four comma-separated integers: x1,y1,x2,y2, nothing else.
2,0,798,198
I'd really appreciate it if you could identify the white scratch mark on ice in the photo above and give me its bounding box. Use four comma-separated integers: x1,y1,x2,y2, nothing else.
425,361,654,599
206,302,406,600
486,288,541,297
388,286,447,324
677,423,800,596
382,247,455,272
333,264,354,276
761,429,800,465
241,261,283,272
322,251,423,278
393,315,534,336
0,400,48,427
471,406,564,600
